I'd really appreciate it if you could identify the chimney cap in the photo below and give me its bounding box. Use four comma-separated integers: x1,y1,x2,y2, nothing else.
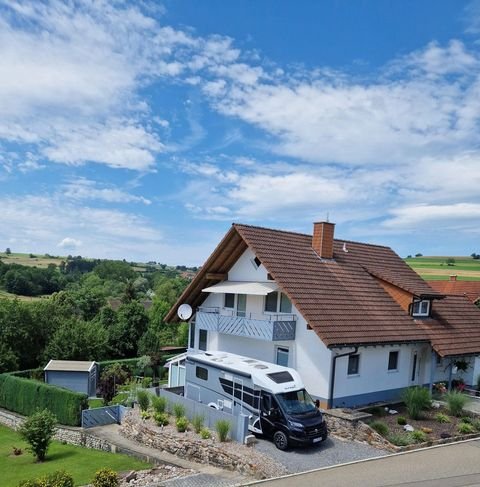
313,221,335,226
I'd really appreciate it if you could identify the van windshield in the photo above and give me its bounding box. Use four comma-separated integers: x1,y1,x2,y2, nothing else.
276,389,317,415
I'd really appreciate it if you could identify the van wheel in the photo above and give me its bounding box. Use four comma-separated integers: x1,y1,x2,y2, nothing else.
273,431,288,450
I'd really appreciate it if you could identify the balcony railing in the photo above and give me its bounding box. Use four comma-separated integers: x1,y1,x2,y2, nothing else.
195,307,296,341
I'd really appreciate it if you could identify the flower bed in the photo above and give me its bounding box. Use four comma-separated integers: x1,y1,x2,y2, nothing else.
365,404,480,448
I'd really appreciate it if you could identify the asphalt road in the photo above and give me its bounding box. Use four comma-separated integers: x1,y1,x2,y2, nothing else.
248,439,480,487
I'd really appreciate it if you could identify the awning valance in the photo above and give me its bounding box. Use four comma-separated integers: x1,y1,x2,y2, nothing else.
202,281,278,295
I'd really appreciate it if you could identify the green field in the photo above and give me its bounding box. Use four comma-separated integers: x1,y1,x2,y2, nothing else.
405,256,480,281
0,425,149,487
0,252,66,269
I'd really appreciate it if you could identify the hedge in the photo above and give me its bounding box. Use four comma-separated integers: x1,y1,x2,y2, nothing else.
9,368,44,381
0,374,88,426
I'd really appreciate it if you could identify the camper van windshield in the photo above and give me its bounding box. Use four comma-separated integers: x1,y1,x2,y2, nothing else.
276,389,316,415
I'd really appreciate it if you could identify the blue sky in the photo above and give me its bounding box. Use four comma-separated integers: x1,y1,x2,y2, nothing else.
1,0,480,265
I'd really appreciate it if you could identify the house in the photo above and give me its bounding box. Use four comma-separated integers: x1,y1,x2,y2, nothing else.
427,275,480,305
165,222,480,408
44,360,97,397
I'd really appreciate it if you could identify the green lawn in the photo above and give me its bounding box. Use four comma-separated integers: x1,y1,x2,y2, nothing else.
0,425,149,487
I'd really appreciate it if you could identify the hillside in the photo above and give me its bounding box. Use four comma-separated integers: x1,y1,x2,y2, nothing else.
405,256,480,281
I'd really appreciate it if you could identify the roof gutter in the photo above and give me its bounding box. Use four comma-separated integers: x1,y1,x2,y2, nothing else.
327,346,358,410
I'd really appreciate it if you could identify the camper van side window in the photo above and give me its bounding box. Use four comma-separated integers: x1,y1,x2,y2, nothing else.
196,366,208,381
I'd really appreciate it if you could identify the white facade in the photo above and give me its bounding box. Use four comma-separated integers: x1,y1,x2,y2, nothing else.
188,248,478,407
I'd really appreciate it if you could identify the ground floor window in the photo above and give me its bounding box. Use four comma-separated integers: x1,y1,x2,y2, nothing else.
388,350,399,371
276,346,289,367
347,354,360,375
199,329,208,351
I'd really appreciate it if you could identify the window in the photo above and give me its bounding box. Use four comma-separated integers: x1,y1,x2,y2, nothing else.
347,354,360,375
412,299,430,317
265,291,278,312
253,256,261,268
388,351,399,371
224,293,235,308
199,329,208,351
189,322,195,349
196,366,208,380
436,354,442,367
275,347,289,367
265,292,292,313
280,293,292,313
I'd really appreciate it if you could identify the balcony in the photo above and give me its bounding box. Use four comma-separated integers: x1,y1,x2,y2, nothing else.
195,307,296,341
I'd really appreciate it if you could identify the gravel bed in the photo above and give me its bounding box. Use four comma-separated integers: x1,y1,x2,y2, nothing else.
253,435,388,473
118,466,194,486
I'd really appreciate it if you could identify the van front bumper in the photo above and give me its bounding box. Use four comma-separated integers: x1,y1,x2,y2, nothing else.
289,421,328,446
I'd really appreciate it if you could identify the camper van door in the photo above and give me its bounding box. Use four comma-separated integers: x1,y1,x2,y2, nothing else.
260,392,280,436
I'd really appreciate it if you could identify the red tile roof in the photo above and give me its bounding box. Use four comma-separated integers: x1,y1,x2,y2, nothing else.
427,280,480,304
166,223,480,357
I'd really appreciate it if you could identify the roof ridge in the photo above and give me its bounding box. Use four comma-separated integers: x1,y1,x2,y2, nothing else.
233,223,392,250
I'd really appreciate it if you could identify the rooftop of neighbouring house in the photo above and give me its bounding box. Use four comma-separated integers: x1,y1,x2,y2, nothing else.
166,222,480,357
427,277,480,304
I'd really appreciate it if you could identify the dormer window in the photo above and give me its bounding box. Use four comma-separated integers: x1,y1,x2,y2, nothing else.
251,256,262,269
412,299,430,317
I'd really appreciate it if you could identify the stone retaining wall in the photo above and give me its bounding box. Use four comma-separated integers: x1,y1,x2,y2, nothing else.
120,410,283,479
324,409,398,452
0,408,112,451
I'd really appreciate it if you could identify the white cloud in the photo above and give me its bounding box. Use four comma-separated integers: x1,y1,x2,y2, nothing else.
58,237,82,250
62,178,151,205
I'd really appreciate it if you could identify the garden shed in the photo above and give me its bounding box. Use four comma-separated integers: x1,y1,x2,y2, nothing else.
44,360,97,397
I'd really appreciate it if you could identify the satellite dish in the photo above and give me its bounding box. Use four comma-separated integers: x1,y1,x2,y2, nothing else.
177,303,193,320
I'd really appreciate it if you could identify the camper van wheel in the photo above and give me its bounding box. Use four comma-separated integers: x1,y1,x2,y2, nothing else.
273,431,288,451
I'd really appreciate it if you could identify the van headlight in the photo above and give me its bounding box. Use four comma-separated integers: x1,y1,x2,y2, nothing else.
288,420,304,430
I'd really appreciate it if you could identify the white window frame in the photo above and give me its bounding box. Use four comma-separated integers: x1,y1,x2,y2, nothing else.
387,350,399,372
275,346,289,367
264,292,292,314
347,354,360,377
412,299,430,317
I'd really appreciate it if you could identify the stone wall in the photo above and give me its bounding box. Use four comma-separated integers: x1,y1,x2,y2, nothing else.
120,410,285,479
0,408,112,451
324,409,398,452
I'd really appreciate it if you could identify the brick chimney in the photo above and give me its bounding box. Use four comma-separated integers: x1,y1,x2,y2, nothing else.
450,275,457,281
313,222,335,259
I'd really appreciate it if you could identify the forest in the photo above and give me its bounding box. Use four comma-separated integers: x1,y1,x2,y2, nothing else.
0,255,192,373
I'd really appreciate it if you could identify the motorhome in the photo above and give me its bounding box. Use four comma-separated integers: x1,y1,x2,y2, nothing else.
183,350,328,450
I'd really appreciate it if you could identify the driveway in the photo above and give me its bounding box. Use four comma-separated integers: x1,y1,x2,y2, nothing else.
254,435,387,473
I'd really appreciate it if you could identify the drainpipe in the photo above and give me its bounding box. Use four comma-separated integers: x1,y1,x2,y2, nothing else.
328,346,358,409
429,350,436,395
448,360,454,391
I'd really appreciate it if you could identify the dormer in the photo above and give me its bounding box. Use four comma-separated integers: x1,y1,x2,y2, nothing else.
411,298,431,318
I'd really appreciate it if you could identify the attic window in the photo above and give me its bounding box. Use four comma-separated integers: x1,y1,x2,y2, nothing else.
267,273,273,281
251,256,262,269
412,299,430,317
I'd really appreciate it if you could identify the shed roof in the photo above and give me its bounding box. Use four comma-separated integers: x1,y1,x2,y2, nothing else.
44,360,96,372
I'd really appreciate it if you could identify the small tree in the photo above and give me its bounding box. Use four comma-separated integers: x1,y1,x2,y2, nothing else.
446,257,456,266
98,363,130,404
5,247,11,255
19,409,57,462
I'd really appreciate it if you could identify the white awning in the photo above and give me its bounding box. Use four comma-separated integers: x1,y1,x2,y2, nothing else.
202,281,278,295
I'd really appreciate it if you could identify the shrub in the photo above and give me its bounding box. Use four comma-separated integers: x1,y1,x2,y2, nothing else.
435,413,451,424
172,403,186,419
458,422,475,434
402,387,431,420
388,433,413,446
215,420,231,442
445,391,467,417
200,428,211,439
154,412,169,426
140,410,151,420
410,430,427,443
472,419,480,431
151,395,167,414
369,420,389,437
176,416,189,432
461,416,473,424
18,470,74,487
92,468,119,487
192,414,205,434
397,416,407,426
19,409,57,462
0,374,87,426
136,390,150,412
